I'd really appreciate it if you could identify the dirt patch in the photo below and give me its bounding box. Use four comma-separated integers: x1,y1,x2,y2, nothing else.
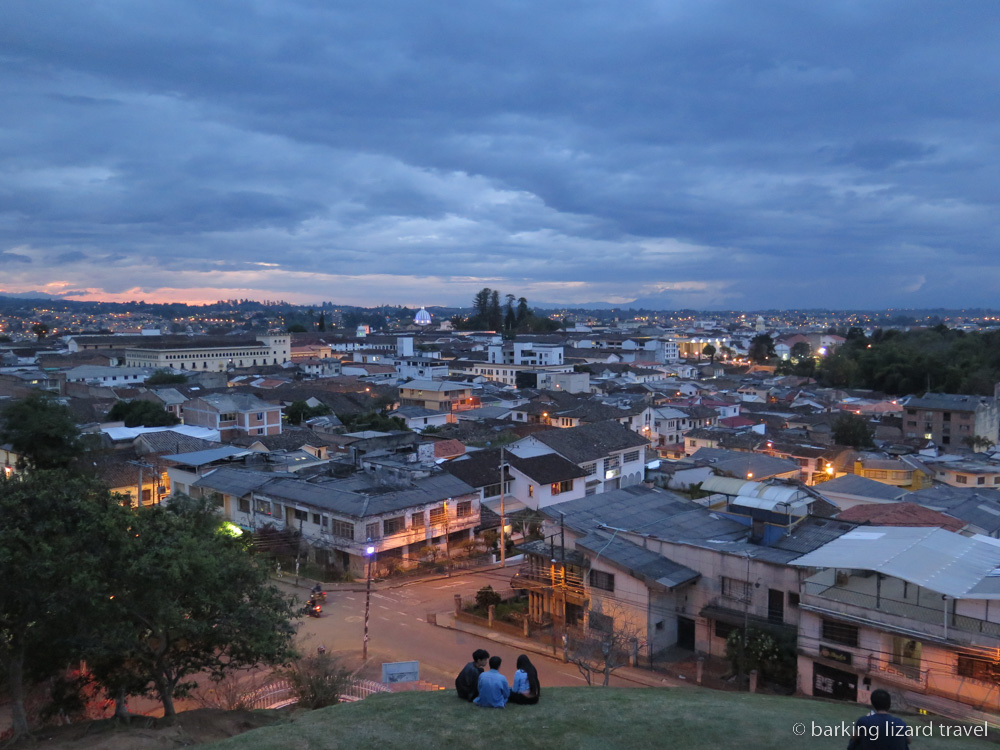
4,708,286,750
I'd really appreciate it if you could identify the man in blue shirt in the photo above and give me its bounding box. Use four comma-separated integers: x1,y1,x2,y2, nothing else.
847,689,910,749
473,656,510,708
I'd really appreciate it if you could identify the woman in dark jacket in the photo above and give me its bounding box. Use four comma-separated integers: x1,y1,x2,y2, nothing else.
508,654,540,704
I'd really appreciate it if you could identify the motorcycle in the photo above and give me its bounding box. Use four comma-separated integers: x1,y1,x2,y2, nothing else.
306,599,322,618
311,589,327,602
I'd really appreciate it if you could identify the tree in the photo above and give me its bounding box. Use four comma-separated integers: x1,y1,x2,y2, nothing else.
488,290,502,331
504,294,517,333
287,323,307,333
317,311,326,331
790,341,812,361
146,369,187,385
516,297,529,324
32,323,49,341
107,400,180,427
702,344,716,363
85,495,299,718
286,400,332,426
0,471,129,737
832,412,875,449
962,435,996,453
0,394,82,470
747,334,775,364
568,606,644,686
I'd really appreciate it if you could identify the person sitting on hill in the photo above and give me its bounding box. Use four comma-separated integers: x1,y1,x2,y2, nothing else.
508,654,540,705
455,649,490,701
473,656,510,708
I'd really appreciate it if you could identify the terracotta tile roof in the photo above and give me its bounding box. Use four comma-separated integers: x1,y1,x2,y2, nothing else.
836,502,965,533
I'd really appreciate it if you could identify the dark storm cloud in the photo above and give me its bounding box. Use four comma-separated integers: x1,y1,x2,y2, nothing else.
1,0,999,307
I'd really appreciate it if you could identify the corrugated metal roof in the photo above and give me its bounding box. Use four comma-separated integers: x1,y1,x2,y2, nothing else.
791,526,1000,599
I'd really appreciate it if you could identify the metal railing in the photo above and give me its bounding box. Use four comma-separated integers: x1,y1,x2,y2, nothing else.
240,676,390,708
340,678,391,702
803,581,1000,641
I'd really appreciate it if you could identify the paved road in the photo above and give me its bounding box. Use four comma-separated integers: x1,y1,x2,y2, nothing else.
282,566,606,691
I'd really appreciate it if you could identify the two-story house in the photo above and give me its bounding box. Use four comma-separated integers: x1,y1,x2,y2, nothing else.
509,421,650,495
792,526,1000,716
181,392,284,440
191,467,479,577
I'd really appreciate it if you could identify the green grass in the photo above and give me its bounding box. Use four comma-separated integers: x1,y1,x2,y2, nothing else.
204,688,998,750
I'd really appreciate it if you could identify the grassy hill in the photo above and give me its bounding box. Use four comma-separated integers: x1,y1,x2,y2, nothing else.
204,687,997,750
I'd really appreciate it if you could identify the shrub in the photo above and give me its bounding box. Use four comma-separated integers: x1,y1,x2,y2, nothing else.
475,585,502,609
283,653,352,710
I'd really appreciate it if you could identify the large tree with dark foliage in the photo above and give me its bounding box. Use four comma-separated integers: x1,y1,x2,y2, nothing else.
0,394,82,470
83,495,298,718
0,471,129,737
832,412,875,449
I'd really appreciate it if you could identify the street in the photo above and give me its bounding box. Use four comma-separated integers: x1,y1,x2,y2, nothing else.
282,566,627,691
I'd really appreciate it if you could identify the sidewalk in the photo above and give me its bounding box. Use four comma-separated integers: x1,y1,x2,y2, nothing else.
431,610,690,689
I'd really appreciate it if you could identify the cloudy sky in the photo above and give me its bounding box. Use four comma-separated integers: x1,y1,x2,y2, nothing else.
2,2,998,310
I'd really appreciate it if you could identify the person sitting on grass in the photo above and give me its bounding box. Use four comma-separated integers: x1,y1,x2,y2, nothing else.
508,654,540,705
473,656,510,708
455,649,490,702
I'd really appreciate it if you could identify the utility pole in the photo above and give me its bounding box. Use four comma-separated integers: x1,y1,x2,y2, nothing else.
363,539,375,661
127,459,154,508
499,446,506,567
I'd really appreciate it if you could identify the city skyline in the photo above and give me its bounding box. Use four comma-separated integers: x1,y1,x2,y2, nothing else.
2,2,998,309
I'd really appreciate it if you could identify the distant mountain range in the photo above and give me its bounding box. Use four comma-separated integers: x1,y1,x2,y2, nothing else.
533,291,679,310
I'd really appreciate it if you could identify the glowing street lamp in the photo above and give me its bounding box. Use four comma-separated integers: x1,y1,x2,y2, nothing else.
362,540,376,661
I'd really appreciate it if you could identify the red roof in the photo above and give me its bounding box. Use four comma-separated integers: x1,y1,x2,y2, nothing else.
719,416,755,428
836,502,965,533
433,439,467,459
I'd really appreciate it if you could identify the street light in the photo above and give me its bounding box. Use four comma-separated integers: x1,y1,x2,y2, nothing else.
362,539,375,661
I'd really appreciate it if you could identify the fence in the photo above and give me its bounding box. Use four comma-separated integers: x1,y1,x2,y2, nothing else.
239,676,390,709
340,678,391,702
241,678,296,710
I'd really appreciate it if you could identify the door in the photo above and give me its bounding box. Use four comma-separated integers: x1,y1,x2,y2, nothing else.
813,663,857,702
676,616,696,650
767,588,784,624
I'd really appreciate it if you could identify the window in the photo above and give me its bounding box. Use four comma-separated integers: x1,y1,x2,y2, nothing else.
721,576,752,603
321,515,329,528
366,522,381,540
331,520,354,539
256,412,264,420
978,477,986,485
429,505,446,524
788,592,800,608
456,501,473,518
255,499,271,515
383,516,406,535
957,654,1000,684
528,484,534,498
589,610,613,633
589,570,615,592
957,475,968,484
821,619,859,647
312,513,321,525
293,509,308,522
483,481,511,498
714,621,739,639
583,463,597,476
606,455,621,470
550,479,574,496
624,450,640,463
411,511,425,528
238,498,250,514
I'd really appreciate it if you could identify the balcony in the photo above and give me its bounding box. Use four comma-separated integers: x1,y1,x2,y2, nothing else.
801,576,1000,649
511,567,588,605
